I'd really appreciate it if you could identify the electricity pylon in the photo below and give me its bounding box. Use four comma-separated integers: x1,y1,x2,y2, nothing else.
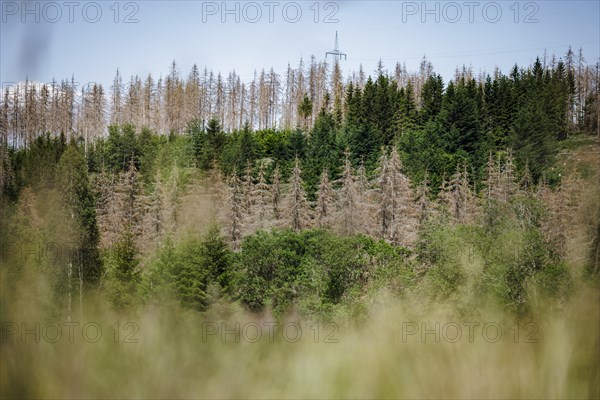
325,31,347,63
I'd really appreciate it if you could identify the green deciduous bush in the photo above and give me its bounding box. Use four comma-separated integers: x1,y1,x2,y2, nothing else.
234,229,412,318
415,196,573,314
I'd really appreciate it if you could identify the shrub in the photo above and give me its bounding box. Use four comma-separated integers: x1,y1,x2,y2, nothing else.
141,224,232,311
234,229,411,317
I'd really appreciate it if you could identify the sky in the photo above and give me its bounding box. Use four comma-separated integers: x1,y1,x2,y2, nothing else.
1,0,599,91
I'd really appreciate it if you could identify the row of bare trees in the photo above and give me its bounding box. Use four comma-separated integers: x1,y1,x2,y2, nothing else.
94,160,180,254
224,149,593,259
2,49,597,151
215,148,578,251
0,78,92,148
86,142,588,260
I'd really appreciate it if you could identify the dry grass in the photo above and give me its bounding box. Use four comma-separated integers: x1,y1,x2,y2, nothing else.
1,283,598,399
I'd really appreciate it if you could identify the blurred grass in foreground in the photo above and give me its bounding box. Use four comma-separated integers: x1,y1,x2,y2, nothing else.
1,280,598,399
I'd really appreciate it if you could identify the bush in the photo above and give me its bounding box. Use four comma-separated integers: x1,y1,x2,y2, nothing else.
104,229,140,310
416,220,469,299
477,198,572,313
141,224,232,311
234,229,411,317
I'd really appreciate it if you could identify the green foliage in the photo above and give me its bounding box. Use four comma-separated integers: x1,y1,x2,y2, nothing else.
420,74,444,123
218,124,260,175
238,231,300,313
287,129,307,159
106,124,141,172
415,194,574,313
104,228,140,309
186,118,227,170
202,223,232,290
234,229,410,317
254,129,290,161
137,127,162,180
305,109,341,193
19,133,66,190
534,260,572,299
142,224,232,311
88,125,182,186
171,239,211,311
477,197,572,313
57,145,103,285
426,262,466,300
416,219,468,298
239,122,257,166
298,93,312,130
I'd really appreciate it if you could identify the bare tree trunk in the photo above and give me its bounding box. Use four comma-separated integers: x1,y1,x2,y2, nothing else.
79,263,83,321
67,261,72,322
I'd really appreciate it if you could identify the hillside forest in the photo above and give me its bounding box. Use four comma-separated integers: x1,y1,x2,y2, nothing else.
1,48,599,398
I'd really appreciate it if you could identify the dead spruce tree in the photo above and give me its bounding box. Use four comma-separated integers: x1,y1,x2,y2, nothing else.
355,161,370,196
166,162,181,232
241,162,254,217
143,163,180,249
376,150,391,238
540,173,584,259
376,147,417,246
249,161,272,231
315,169,335,229
271,164,282,222
335,151,361,236
95,170,122,249
483,152,501,205
335,150,371,235
519,162,535,196
354,160,375,234
210,161,227,195
224,170,244,249
440,164,476,225
284,157,311,231
499,150,518,203
143,169,166,248
483,150,519,205
415,170,432,224
117,158,148,250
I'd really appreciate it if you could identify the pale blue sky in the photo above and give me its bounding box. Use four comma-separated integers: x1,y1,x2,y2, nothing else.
1,0,599,90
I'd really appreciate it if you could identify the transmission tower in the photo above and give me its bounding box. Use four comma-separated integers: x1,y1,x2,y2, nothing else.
325,31,347,63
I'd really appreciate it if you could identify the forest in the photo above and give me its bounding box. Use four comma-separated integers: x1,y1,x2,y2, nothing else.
1,47,599,398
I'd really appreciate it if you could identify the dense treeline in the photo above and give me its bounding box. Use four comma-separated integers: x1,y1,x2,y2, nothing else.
2,50,598,199
1,48,597,145
0,50,599,322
